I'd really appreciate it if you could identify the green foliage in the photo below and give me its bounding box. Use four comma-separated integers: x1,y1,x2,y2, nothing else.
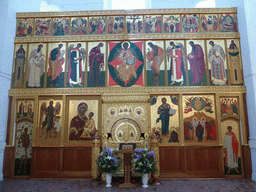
131,148,158,175
96,147,121,174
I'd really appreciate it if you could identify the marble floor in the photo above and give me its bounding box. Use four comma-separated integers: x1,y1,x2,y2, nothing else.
1,178,256,192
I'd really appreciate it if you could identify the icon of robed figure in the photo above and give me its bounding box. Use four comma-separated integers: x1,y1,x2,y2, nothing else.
39,100,61,140
223,126,240,175
17,126,30,175
156,97,177,136
187,41,206,86
13,45,26,88
27,44,46,87
146,42,164,86
48,44,65,87
69,103,96,140
88,43,105,87
108,41,144,87
167,41,186,86
67,43,86,87
208,41,227,85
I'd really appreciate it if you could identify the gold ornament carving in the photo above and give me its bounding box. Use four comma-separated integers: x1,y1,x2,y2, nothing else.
17,8,237,18
14,33,240,43
91,139,100,179
9,86,247,97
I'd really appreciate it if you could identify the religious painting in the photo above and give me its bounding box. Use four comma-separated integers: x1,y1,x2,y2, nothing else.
150,95,179,144
26,43,47,88
68,99,98,141
16,100,34,121
12,44,27,88
166,40,186,86
201,14,218,32
88,17,106,35
206,40,228,86
70,17,88,35
16,19,33,37
226,39,243,85
145,41,165,86
163,15,181,33
144,15,162,33
186,40,207,86
36,98,63,146
53,18,70,36
108,41,144,87
46,43,66,88
34,18,51,36
183,95,217,144
107,16,124,34
67,42,86,88
220,97,239,118
14,121,33,176
221,119,242,175
87,42,106,87
182,14,199,33
126,15,143,34
220,14,238,32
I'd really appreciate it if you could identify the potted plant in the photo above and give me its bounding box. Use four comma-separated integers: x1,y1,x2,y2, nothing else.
131,148,158,188
96,147,121,187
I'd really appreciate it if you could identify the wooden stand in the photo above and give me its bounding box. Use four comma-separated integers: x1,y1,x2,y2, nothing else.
119,150,135,188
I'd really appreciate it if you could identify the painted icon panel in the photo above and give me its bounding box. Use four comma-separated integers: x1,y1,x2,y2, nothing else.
70,17,88,35
220,97,239,118
144,15,162,33
186,40,207,86
126,15,143,34
27,43,47,88
206,40,228,85
183,95,217,144
14,121,33,176
150,95,179,143
88,17,106,35
53,18,70,36
107,16,124,34
220,14,238,32
108,41,144,87
12,44,27,88
16,19,33,37
36,99,63,146
166,40,186,86
201,14,218,32
87,42,106,87
226,39,243,85
67,42,86,88
16,100,34,121
145,41,165,86
163,15,181,33
68,100,98,141
221,120,242,175
34,18,52,36
182,14,199,33
47,43,66,88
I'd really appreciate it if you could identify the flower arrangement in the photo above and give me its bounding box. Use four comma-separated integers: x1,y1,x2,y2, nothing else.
96,147,121,174
132,148,158,175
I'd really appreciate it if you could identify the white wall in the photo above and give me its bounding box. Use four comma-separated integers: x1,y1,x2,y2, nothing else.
237,0,256,181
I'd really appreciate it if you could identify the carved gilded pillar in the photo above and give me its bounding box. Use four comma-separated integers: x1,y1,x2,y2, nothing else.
91,138,101,179
151,137,159,177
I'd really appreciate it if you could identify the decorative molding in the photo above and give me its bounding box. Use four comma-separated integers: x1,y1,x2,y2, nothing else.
16,8,237,18
14,33,240,43
8,86,247,97
102,93,149,103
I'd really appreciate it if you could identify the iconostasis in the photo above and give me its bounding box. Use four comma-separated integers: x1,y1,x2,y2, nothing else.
6,7,249,179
